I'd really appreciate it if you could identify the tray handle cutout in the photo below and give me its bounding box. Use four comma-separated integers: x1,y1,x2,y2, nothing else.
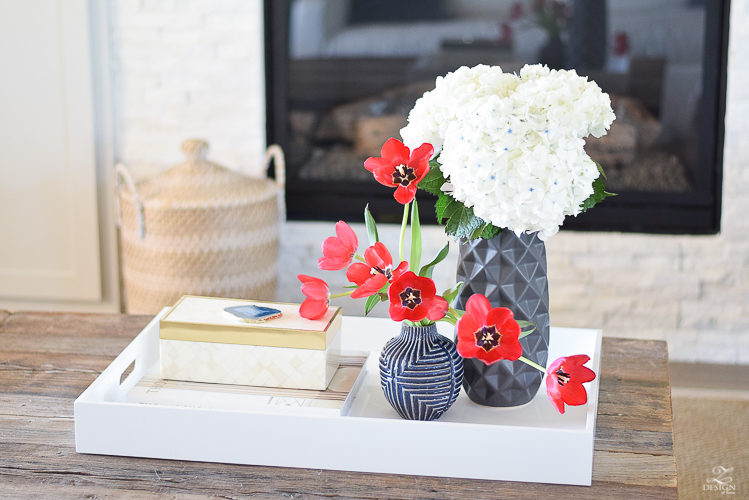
119,360,137,386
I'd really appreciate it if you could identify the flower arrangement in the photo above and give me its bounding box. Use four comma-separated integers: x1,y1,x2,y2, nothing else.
297,133,597,414
400,63,615,240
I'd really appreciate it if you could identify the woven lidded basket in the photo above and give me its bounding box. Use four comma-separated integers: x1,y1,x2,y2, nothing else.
117,139,285,314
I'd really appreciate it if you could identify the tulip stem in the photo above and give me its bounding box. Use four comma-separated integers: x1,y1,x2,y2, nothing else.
519,356,547,374
354,254,366,263
399,202,410,263
329,290,354,299
448,307,464,320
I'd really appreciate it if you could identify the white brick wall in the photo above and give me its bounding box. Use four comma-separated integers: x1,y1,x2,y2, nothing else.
110,0,749,363
109,0,266,176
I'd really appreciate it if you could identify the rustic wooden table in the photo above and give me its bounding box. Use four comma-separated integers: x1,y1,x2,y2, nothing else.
0,311,678,499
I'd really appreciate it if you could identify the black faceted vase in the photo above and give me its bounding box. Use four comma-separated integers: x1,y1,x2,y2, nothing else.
456,231,550,407
379,323,464,421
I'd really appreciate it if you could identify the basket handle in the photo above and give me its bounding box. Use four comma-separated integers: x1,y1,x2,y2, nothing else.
265,144,285,190
115,163,146,240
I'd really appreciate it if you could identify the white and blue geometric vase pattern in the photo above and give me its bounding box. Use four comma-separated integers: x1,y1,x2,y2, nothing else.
379,323,463,421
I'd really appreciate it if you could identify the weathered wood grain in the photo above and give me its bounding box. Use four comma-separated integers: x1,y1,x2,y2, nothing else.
0,444,678,500
0,352,116,398
592,450,677,487
0,312,678,500
594,427,674,455
0,310,11,327
0,310,152,338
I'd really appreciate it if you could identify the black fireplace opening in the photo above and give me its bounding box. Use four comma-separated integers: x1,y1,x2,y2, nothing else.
266,0,728,234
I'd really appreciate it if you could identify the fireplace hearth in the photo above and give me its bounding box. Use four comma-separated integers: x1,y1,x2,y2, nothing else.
265,0,728,234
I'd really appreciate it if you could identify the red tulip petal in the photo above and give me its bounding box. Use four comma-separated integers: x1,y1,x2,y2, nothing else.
299,298,328,320
493,338,522,361
300,281,328,301
364,156,391,172
487,307,515,329
565,354,591,367
388,301,408,322
466,294,492,322
335,221,358,251
426,295,449,321
410,142,434,164
389,271,416,297
391,261,409,281
393,184,417,204
546,375,566,414
567,364,596,383
318,256,350,271
562,382,588,406
547,356,565,375
345,262,372,286
457,314,480,341
350,274,387,299
412,158,431,184
456,337,480,359
365,242,393,269
380,137,410,165
477,347,504,365
365,158,398,187
401,305,428,322
321,235,352,257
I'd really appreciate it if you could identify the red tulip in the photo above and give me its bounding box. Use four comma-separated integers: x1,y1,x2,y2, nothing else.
364,138,434,204
298,275,330,320
346,242,408,299
455,294,522,365
545,355,596,414
387,271,448,322
318,221,359,271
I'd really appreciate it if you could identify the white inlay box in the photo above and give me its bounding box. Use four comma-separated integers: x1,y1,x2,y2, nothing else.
159,296,342,390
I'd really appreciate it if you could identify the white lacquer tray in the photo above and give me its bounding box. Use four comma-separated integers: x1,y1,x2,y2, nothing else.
75,309,602,486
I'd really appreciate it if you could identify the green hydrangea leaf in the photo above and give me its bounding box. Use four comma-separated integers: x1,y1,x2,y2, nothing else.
436,193,460,223
445,204,484,239
480,223,502,239
418,161,447,196
580,177,616,213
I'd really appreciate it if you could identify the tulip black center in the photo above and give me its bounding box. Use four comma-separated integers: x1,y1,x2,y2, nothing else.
474,325,501,352
392,164,417,187
370,266,393,281
399,287,422,310
555,368,571,386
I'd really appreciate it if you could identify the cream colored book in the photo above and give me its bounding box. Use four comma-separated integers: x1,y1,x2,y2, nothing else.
125,353,368,416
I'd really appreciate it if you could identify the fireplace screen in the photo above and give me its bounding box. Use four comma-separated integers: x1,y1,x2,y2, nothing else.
267,0,727,233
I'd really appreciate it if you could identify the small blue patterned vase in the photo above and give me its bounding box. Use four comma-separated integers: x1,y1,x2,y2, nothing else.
379,323,463,421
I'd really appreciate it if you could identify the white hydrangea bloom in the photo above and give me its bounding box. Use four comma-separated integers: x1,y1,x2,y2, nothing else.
402,64,615,240
400,65,521,151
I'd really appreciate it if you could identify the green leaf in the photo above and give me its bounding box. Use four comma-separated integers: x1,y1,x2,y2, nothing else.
364,294,380,316
419,242,450,279
596,161,607,180
480,223,502,239
418,161,447,196
364,204,379,246
517,320,536,339
410,199,422,273
435,193,458,223
441,281,463,306
579,177,616,213
469,224,486,240
445,204,484,239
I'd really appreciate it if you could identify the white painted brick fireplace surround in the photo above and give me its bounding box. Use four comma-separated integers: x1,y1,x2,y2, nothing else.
109,0,749,363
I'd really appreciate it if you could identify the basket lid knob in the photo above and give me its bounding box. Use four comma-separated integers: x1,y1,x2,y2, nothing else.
181,139,209,161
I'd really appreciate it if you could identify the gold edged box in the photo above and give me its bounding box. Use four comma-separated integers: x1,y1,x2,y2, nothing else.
159,296,342,390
